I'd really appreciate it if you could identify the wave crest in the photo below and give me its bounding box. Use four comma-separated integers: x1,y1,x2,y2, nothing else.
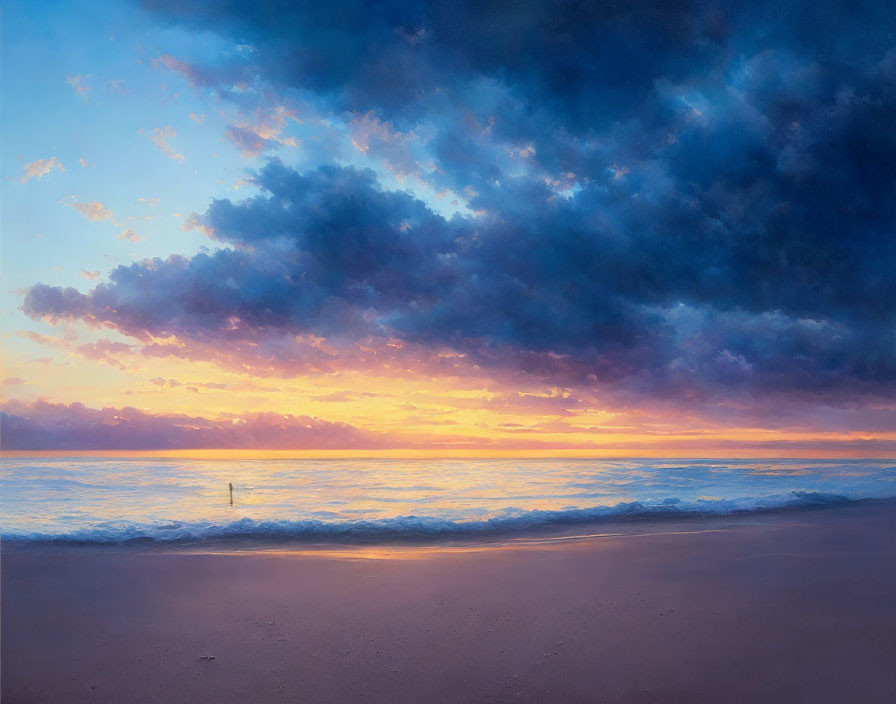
2,491,854,544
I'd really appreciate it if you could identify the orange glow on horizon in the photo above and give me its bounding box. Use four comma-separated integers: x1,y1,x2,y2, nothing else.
3,446,895,460
5,322,895,458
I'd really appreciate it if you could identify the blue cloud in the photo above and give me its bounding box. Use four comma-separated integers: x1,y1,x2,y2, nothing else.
20,0,896,402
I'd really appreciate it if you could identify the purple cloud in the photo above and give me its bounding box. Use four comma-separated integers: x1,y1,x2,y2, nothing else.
0,400,388,450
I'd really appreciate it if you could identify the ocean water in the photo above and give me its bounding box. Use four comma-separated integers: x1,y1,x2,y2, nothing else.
1,458,895,543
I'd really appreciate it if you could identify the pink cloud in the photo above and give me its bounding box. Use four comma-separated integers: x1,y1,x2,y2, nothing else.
224,106,299,157
73,339,135,370
0,399,389,450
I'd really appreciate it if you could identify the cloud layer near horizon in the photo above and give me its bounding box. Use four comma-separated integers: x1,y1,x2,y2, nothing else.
4,398,896,455
1,400,384,450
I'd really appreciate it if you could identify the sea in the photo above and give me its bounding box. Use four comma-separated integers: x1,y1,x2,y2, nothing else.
1,457,895,544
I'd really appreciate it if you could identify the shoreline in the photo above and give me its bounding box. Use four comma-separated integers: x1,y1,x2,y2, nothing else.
4,498,896,702
4,494,890,553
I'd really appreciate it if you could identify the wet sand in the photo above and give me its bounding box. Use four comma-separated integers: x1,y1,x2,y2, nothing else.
3,500,896,703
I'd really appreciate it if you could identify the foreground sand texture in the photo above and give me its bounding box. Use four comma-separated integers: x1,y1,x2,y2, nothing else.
4,501,896,703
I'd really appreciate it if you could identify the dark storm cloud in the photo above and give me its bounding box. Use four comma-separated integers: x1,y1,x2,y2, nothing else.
23,157,895,397
141,0,894,124
22,0,896,401
139,0,896,183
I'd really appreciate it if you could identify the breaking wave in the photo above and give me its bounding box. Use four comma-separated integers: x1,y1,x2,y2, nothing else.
3,491,858,544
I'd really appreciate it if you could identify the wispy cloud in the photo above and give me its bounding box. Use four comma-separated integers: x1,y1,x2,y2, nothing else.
66,74,91,103
224,106,299,157
19,157,65,183
152,54,217,88
117,228,143,242
17,330,134,371
64,197,115,222
63,197,142,242
141,125,184,161
73,339,134,369
106,79,129,95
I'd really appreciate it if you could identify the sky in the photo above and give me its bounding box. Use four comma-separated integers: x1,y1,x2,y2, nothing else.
2,0,895,456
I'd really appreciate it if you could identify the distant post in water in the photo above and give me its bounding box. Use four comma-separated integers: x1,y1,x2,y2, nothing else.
229,482,233,506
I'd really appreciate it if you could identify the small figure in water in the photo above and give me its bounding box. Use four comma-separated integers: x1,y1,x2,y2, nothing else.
229,482,233,506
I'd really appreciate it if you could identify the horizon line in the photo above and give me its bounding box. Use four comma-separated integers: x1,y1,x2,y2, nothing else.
2,449,894,460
